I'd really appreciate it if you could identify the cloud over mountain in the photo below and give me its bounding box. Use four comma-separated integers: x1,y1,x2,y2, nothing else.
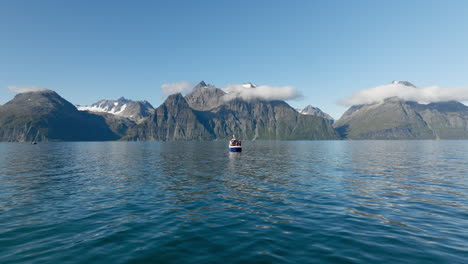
161,81,302,102
8,86,48,93
222,83,302,101
341,82,468,106
161,81,194,96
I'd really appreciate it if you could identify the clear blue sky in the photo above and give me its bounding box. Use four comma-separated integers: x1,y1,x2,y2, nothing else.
1,0,468,118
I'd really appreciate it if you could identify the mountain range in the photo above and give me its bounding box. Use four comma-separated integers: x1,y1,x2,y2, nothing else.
0,81,467,142
334,82,468,139
126,81,338,140
77,97,154,123
0,90,118,141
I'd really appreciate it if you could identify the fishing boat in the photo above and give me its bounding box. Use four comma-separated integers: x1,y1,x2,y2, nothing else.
229,135,242,152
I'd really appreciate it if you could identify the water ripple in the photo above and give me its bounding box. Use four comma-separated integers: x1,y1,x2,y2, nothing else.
0,141,467,263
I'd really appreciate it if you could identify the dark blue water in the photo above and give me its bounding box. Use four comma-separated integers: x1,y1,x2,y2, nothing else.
0,141,467,264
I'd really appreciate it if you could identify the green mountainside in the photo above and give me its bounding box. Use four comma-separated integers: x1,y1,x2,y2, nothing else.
0,90,119,142
335,97,468,139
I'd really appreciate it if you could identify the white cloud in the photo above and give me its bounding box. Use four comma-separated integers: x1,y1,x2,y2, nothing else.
8,86,48,93
222,83,302,101
341,83,468,106
160,81,194,96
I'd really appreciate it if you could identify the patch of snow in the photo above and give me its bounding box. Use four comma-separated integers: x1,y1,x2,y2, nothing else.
77,105,109,113
296,108,306,114
114,104,127,115
79,101,129,117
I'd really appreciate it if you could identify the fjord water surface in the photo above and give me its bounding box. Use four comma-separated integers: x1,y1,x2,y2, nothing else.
0,141,467,264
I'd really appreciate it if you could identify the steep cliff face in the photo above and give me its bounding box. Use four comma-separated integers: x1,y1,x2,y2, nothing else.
0,90,119,142
93,112,137,138
126,93,214,141
335,97,468,139
408,101,468,139
206,99,338,140
184,82,338,140
127,94,339,141
184,81,227,111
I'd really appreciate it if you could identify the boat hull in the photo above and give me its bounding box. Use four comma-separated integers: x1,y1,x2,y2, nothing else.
229,147,242,152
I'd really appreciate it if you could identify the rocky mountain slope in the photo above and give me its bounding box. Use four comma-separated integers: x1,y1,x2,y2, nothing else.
206,99,338,140
126,93,214,141
0,90,119,142
126,81,339,141
184,81,227,111
335,96,468,140
93,112,136,138
297,105,334,123
407,101,468,139
127,92,339,141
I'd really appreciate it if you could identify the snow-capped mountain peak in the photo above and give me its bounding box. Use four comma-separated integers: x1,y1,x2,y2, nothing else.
77,97,154,122
242,82,256,88
297,105,334,123
391,80,416,87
